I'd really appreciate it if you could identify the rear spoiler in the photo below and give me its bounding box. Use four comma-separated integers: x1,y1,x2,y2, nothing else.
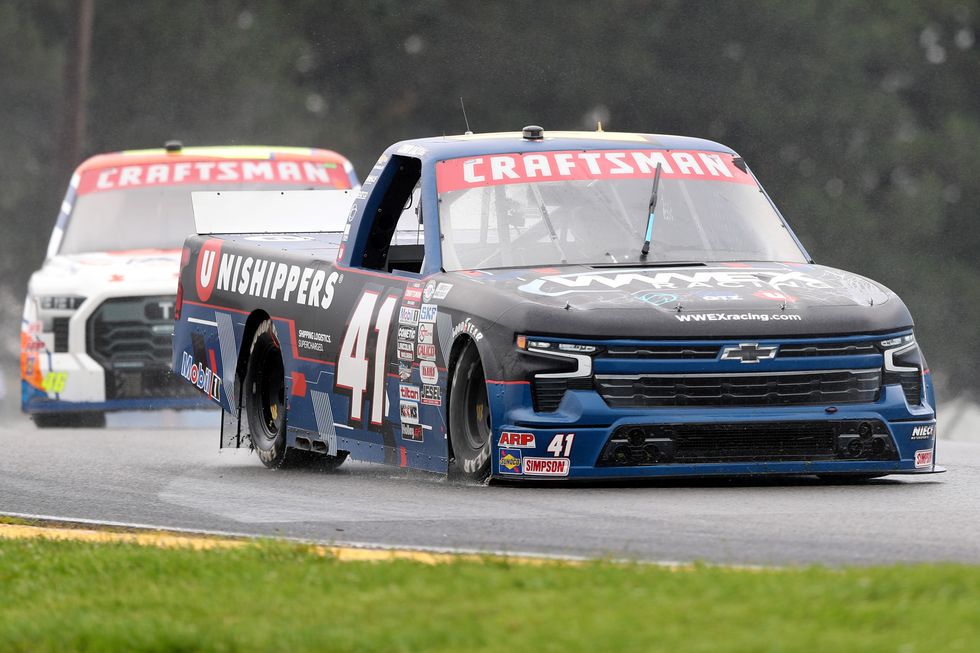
191,189,354,234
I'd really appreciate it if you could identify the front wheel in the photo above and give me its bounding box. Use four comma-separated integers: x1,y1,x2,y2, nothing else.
448,343,492,481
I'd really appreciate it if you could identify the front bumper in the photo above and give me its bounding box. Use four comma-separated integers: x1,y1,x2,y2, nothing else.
488,333,939,480
21,285,211,415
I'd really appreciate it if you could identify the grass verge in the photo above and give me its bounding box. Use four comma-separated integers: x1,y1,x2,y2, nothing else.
0,537,977,653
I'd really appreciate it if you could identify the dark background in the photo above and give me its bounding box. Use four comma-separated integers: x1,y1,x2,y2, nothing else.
1,0,977,400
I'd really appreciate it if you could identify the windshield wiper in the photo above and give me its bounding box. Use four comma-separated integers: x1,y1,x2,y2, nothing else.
528,183,568,264
640,162,663,258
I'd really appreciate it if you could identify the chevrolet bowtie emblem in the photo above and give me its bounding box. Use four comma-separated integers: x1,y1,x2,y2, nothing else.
720,343,778,363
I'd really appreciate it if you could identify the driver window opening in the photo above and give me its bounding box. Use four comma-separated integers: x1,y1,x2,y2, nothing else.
361,156,424,274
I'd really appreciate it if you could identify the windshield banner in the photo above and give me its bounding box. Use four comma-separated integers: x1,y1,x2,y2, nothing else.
436,149,755,193
76,160,347,195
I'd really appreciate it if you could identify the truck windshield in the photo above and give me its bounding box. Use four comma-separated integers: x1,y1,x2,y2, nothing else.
436,149,806,271
59,159,350,254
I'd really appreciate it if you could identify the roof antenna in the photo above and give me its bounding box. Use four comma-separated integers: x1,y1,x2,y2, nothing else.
459,97,473,135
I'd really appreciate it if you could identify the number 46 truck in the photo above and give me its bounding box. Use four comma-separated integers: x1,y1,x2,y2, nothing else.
172,127,940,482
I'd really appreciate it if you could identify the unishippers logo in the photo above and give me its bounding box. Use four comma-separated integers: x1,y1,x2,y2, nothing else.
196,239,223,302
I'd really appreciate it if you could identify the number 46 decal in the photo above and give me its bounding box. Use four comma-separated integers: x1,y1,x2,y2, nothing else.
336,291,399,424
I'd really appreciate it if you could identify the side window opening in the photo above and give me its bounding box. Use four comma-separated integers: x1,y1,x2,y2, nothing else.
361,156,424,273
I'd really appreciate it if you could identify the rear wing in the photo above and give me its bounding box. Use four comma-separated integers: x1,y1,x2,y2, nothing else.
191,189,353,234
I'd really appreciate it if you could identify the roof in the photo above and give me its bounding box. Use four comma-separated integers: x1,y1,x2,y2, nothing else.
385,130,738,161
75,145,352,174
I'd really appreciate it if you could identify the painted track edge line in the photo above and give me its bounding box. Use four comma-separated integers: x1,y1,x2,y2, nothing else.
0,510,732,569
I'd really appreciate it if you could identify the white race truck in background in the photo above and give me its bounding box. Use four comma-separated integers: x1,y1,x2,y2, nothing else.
20,143,357,427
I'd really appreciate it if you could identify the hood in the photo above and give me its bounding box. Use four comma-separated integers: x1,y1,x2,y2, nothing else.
29,250,181,296
446,262,913,338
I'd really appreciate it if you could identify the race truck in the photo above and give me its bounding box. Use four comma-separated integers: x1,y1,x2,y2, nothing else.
172,127,939,481
21,143,358,427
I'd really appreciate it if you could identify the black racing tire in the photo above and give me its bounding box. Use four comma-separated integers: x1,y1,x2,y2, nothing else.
448,342,493,481
33,412,106,428
243,320,347,471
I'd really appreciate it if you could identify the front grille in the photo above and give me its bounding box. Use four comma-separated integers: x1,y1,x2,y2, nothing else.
53,317,70,352
533,377,594,412
595,369,881,408
604,345,719,359
87,296,185,400
597,420,897,465
87,296,175,368
777,342,878,357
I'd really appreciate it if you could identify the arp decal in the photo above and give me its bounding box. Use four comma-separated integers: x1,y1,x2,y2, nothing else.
523,458,570,476
498,431,535,448
498,448,523,475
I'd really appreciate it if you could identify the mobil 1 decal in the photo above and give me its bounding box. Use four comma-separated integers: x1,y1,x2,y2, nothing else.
334,281,403,461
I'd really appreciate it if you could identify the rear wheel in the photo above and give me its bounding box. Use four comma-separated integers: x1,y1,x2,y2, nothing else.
33,412,106,428
448,343,492,481
243,320,346,470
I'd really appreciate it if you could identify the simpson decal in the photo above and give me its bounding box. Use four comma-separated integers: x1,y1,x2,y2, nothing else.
522,458,570,476
914,448,934,468
436,150,754,193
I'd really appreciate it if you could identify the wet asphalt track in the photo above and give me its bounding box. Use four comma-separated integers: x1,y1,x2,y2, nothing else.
1,412,977,566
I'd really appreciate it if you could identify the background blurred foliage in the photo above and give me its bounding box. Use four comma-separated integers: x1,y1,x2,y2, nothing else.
1,0,977,396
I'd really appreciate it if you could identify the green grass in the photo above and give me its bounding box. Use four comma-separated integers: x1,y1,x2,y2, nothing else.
0,538,977,653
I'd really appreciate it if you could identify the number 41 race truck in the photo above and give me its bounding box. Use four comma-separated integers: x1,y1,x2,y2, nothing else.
172,127,940,482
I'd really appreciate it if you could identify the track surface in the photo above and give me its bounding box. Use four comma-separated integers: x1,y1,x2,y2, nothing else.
1,413,977,565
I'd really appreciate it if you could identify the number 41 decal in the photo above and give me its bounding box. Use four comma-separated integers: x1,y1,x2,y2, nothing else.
547,433,574,457
336,291,399,424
